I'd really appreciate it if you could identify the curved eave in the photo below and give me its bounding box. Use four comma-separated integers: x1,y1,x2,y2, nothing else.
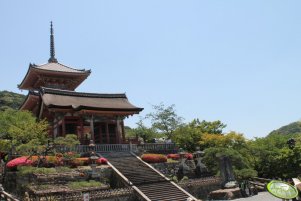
40,87,127,98
48,104,143,113
18,66,91,90
19,92,40,116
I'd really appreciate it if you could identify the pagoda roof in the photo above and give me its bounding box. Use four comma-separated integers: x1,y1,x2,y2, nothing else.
32,62,90,73
18,62,91,90
40,87,143,114
19,91,40,116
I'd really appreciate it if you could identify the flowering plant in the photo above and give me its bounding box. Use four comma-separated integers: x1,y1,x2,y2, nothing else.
6,156,32,168
141,154,167,163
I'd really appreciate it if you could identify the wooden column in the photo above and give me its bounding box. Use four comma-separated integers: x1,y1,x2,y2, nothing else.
121,120,126,143
79,117,84,142
62,118,66,137
90,115,95,143
116,117,123,144
106,123,109,144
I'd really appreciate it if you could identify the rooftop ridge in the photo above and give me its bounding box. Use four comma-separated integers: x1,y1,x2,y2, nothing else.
40,87,127,98
31,62,91,73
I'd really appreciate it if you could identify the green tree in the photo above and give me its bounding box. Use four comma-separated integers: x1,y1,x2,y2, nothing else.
0,109,48,154
203,147,256,179
172,119,227,152
126,119,158,143
172,121,203,152
193,119,226,134
248,134,301,178
0,90,25,111
54,134,80,148
200,131,247,150
146,103,183,139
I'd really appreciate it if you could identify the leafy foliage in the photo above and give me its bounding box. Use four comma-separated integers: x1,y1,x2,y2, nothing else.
200,131,247,150
0,109,48,154
203,147,252,176
0,90,25,111
248,134,301,178
125,119,158,142
172,119,228,152
54,134,80,148
269,121,301,136
146,103,183,139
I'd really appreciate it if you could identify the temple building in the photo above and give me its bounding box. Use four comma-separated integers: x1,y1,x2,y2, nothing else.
19,22,143,145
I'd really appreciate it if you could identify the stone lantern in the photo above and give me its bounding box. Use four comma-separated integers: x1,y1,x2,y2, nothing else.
177,148,190,180
193,147,209,178
89,141,99,178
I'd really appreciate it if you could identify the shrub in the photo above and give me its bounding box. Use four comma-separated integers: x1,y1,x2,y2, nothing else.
166,153,193,160
27,155,60,167
6,156,32,168
74,158,90,165
141,154,167,163
235,168,258,180
96,157,108,165
185,153,193,160
167,154,180,160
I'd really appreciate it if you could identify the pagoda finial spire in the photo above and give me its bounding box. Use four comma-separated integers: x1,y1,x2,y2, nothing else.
48,21,58,63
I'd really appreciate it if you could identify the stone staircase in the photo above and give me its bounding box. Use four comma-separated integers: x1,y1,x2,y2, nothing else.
101,152,198,201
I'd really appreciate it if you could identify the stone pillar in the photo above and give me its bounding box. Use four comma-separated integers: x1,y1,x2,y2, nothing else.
219,156,236,188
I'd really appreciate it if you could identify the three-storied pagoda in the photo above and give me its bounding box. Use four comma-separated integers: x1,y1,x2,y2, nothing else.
19,22,143,144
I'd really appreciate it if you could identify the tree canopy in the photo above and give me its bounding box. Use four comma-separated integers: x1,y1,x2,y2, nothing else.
0,90,25,111
146,103,183,139
0,109,49,154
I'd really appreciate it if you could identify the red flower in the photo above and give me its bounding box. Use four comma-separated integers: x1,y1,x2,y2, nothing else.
6,157,32,168
96,157,108,165
141,154,167,163
185,153,193,160
166,153,193,160
167,154,180,160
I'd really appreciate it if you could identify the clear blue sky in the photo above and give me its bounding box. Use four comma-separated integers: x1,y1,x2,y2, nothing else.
1,1,301,139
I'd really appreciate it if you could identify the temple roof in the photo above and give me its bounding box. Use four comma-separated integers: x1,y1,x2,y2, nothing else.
19,91,40,116
18,22,91,91
40,87,143,113
18,63,91,90
32,62,90,73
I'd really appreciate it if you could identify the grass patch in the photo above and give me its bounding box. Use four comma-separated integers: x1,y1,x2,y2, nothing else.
35,184,51,191
167,158,179,163
56,166,72,173
68,180,103,190
17,166,72,176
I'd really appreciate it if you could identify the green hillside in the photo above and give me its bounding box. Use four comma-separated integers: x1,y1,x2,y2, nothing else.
268,121,301,136
0,90,26,111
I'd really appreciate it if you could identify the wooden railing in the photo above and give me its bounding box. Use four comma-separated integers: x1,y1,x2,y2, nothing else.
0,190,19,201
138,143,177,152
54,144,138,153
54,143,177,153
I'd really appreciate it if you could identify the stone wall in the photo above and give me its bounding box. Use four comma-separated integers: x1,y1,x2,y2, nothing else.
179,177,222,200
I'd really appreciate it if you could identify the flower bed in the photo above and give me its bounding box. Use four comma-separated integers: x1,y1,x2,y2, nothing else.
141,154,167,163
6,156,32,168
6,155,108,169
167,153,193,160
